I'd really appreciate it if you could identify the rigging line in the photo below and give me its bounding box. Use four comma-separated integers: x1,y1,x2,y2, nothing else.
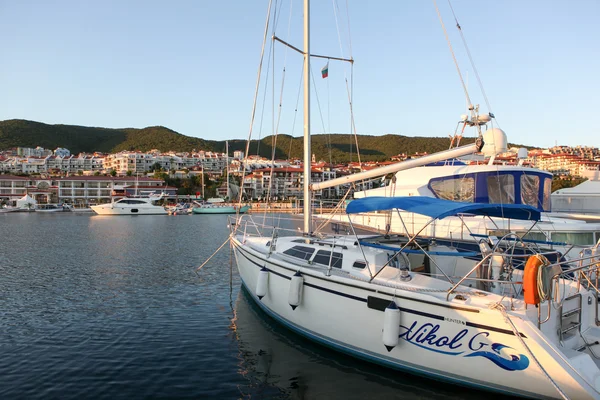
271,0,285,33
313,187,352,234
432,0,472,109
331,0,347,65
255,35,275,159
280,66,305,208
330,1,354,169
309,64,334,178
346,76,361,168
237,0,274,211
261,37,278,227
263,58,289,227
447,0,495,122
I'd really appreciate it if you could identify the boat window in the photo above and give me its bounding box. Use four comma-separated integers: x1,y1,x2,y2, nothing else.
430,177,474,202
282,246,315,261
487,174,515,204
519,231,548,242
312,250,343,268
520,175,540,207
543,178,552,211
352,260,366,269
488,229,511,238
119,199,147,205
551,232,595,246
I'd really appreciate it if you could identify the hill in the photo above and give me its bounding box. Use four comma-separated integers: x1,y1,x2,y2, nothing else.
0,119,518,162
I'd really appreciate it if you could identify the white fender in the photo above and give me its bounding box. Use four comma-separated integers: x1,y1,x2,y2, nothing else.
382,301,400,352
288,272,304,310
256,267,269,300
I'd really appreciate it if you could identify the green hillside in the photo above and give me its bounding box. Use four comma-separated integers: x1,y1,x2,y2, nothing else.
0,119,517,162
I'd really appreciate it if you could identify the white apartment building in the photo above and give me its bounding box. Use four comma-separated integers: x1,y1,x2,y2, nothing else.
16,146,52,157
103,152,157,175
103,151,229,174
0,155,104,175
242,167,337,200
0,175,166,205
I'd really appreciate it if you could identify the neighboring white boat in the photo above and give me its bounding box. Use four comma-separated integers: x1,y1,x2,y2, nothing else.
70,206,94,213
321,161,600,255
35,204,71,213
15,194,37,212
226,2,600,399
90,197,168,215
167,203,192,215
0,206,19,213
552,179,600,218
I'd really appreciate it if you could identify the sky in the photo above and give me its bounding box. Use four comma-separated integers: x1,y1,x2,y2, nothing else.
0,0,598,148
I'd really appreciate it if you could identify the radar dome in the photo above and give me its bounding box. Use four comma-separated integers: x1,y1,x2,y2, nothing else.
481,128,507,157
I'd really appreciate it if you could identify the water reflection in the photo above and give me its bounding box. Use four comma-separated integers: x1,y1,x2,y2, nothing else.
233,287,513,400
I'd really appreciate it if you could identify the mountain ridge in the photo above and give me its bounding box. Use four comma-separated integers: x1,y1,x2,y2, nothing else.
0,119,526,162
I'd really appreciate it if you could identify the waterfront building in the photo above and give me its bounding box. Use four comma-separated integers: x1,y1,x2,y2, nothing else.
242,167,337,200
0,175,168,206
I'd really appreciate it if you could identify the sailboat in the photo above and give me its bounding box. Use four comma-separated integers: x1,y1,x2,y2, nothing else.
192,141,251,214
229,1,600,399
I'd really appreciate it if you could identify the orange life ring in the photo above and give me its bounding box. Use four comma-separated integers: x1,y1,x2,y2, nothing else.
523,255,546,305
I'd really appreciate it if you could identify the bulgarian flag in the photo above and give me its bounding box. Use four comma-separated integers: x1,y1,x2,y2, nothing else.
321,62,329,79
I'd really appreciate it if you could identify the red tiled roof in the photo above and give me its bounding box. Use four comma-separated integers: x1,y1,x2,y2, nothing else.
54,176,163,181
0,175,29,180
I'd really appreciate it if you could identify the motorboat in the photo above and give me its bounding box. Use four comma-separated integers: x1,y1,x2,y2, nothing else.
0,205,19,213
90,196,168,215
167,202,192,215
321,161,600,258
70,206,95,213
225,1,600,398
35,204,72,213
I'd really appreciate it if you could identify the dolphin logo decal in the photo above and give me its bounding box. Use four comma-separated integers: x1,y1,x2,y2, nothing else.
465,343,529,371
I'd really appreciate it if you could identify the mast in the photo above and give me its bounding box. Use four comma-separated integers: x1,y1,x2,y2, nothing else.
226,141,230,200
302,0,311,234
201,164,205,200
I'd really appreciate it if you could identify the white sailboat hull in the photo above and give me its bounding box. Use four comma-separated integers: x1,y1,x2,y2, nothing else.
232,236,600,399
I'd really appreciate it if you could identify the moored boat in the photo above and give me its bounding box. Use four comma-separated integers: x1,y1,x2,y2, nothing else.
224,1,600,398
35,204,72,213
91,197,168,215
192,204,250,215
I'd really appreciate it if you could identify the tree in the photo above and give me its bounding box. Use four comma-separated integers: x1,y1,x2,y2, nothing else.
126,170,133,176
153,171,168,180
149,162,162,172
110,169,117,177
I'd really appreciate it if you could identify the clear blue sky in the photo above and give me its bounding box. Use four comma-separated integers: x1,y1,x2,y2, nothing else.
0,0,598,148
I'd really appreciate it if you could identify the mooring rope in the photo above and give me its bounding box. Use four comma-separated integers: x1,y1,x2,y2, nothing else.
196,235,232,274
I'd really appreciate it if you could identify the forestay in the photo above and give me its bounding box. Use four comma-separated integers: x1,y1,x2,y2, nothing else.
346,196,541,221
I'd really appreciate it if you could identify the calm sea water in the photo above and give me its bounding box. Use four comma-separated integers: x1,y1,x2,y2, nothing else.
0,213,510,399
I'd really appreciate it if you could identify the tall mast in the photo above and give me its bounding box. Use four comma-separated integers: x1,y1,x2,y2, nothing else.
226,141,230,199
201,164,205,199
302,0,311,234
